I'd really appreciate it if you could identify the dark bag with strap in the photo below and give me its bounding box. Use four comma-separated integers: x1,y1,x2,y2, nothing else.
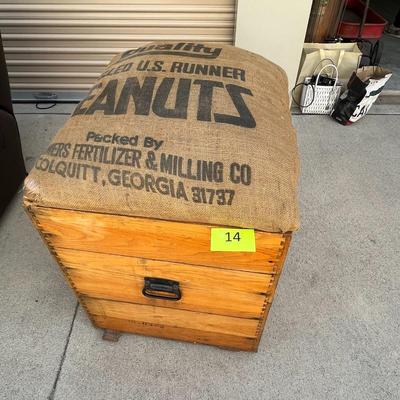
331,66,392,125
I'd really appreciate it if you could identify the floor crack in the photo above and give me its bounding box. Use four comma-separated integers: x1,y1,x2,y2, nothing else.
48,302,79,400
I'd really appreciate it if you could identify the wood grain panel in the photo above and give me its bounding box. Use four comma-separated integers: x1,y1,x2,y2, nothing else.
57,248,273,318
253,233,292,349
33,206,286,273
92,314,257,351
83,297,259,338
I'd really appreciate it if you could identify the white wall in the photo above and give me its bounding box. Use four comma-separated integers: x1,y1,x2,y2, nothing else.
235,0,313,91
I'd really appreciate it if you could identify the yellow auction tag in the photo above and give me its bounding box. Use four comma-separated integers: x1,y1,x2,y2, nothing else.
210,228,256,252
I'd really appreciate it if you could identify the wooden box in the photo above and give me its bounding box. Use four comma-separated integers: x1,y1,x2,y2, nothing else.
23,42,299,351
25,202,291,352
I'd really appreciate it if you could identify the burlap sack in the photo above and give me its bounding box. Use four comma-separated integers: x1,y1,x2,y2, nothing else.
25,42,299,233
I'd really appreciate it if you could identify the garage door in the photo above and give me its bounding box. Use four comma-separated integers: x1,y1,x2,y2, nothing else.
0,0,236,101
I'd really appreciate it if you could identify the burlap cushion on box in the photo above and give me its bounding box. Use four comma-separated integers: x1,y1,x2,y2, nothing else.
25,42,300,233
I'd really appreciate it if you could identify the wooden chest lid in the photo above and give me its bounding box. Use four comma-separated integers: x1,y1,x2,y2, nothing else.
24,42,299,233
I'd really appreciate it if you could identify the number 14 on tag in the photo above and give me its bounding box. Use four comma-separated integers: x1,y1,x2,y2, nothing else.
210,228,256,252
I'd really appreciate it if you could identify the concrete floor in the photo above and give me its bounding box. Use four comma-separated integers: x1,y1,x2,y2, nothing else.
1,104,399,400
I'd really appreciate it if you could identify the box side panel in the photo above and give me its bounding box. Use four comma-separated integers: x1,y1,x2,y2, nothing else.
93,314,257,352
83,297,259,338
57,248,274,319
30,206,287,273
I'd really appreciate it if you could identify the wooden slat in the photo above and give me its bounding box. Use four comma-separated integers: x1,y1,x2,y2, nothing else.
57,248,273,318
33,206,286,273
92,314,257,351
84,297,259,338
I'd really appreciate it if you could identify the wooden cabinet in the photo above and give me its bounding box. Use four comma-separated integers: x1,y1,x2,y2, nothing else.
306,0,345,42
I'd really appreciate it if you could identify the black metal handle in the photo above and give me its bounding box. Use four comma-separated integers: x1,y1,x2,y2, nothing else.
142,277,181,301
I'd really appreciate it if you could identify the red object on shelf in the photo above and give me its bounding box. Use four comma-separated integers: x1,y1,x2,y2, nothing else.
338,0,387,39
